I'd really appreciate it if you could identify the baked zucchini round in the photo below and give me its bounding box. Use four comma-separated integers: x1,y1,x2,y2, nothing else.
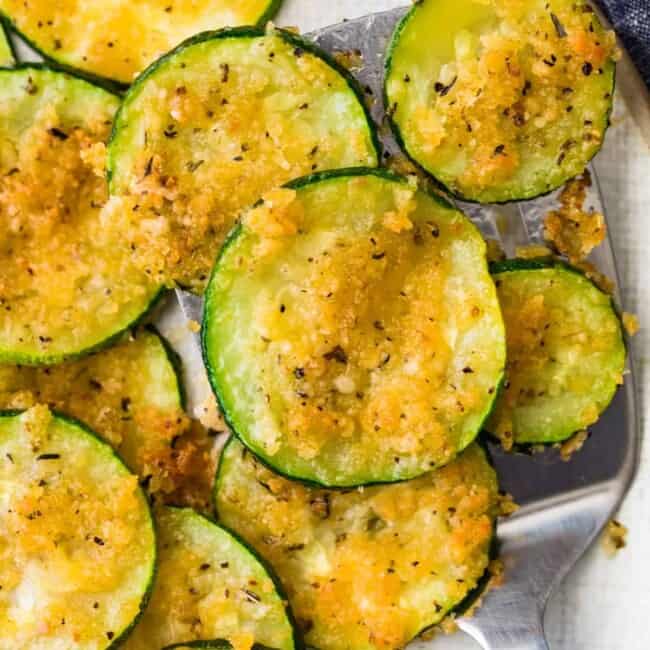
486,259,625,445
0,66,160,365
202,169,505,487
107,27,379,292
123,506,296,650
215,437,499,650
0,328,190,494
0,407,156,649
385,0,617,203
0,18,13,65
0,0,282,85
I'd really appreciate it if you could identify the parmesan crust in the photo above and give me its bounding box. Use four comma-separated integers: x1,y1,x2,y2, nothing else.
217,439,499,650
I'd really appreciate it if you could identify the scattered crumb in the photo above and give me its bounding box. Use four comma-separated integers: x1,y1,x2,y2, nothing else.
544,172,606,262
602,519,628,556
558,429,589,461
573,260,615,294
498,492,520,516
199,393,229,433
333,49,364,71
187,319,201,333
622,312,639,336
514,244,553,259
485,238,506,262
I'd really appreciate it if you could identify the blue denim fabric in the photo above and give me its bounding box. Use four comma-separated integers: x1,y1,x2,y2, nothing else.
597,0,650,87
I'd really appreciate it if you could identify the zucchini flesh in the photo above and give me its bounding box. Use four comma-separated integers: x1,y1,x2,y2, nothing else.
0,328,191,495
385,0,616,202
0,19,12,65
203,170,505,486
0,407,156,649
107,28,379,292
0,66,160,364
123,507,295,650
487,260,625,444
215,437,499,650
0,0,281,84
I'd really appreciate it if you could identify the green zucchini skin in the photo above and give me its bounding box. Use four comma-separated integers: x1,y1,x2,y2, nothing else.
108,26,380,189
0,408,157,650
214,436,500,650
203,167,505,487
0,1,284,90
486,258,626,445
123,506,298,650
0,16,14,65
0,64,163,365
384,0,616,204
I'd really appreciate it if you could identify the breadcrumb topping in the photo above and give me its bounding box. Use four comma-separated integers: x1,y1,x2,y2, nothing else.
217,440,499,650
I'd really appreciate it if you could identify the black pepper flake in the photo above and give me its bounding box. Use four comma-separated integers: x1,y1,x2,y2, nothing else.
462,366,474,373
93,536,105,546
522,80,532,96
582,61,593,76
243,589,261,603
220,63,230,82
106,632,114,641
143,156,154,177
550,12,567,37
434,75,457,97
279,304,286,313
220,561,229,568
186,159,204,172
48,127,68,140
403,74,411,83
293,47,304,58
294,367,305,379
493,144,506,156
36,453,60,460
164,125,178,138
323,345,347,364
200,563,211,570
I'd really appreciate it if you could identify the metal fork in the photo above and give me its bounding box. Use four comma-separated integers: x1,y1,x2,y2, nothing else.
158,8,639,649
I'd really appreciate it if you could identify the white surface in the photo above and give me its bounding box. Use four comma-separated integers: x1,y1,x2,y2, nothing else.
274,2,650,649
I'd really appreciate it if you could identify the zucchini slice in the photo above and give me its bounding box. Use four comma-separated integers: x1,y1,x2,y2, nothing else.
0,1,282,85
385,0,617,203
0,66,160,365
486,259,625,445
215,437,499,650
0,407,156,649
107,27,379,292
123,506,296,650
0,328,192,494
0,19,13,65
202,169,505,487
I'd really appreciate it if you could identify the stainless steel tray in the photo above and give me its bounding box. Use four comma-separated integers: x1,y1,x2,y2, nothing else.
163,8,639,649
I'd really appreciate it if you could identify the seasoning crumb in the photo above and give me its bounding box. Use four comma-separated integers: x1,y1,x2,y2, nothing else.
558,429,589,461
602,519,628,556
622,312,639,337
188,319,201,333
